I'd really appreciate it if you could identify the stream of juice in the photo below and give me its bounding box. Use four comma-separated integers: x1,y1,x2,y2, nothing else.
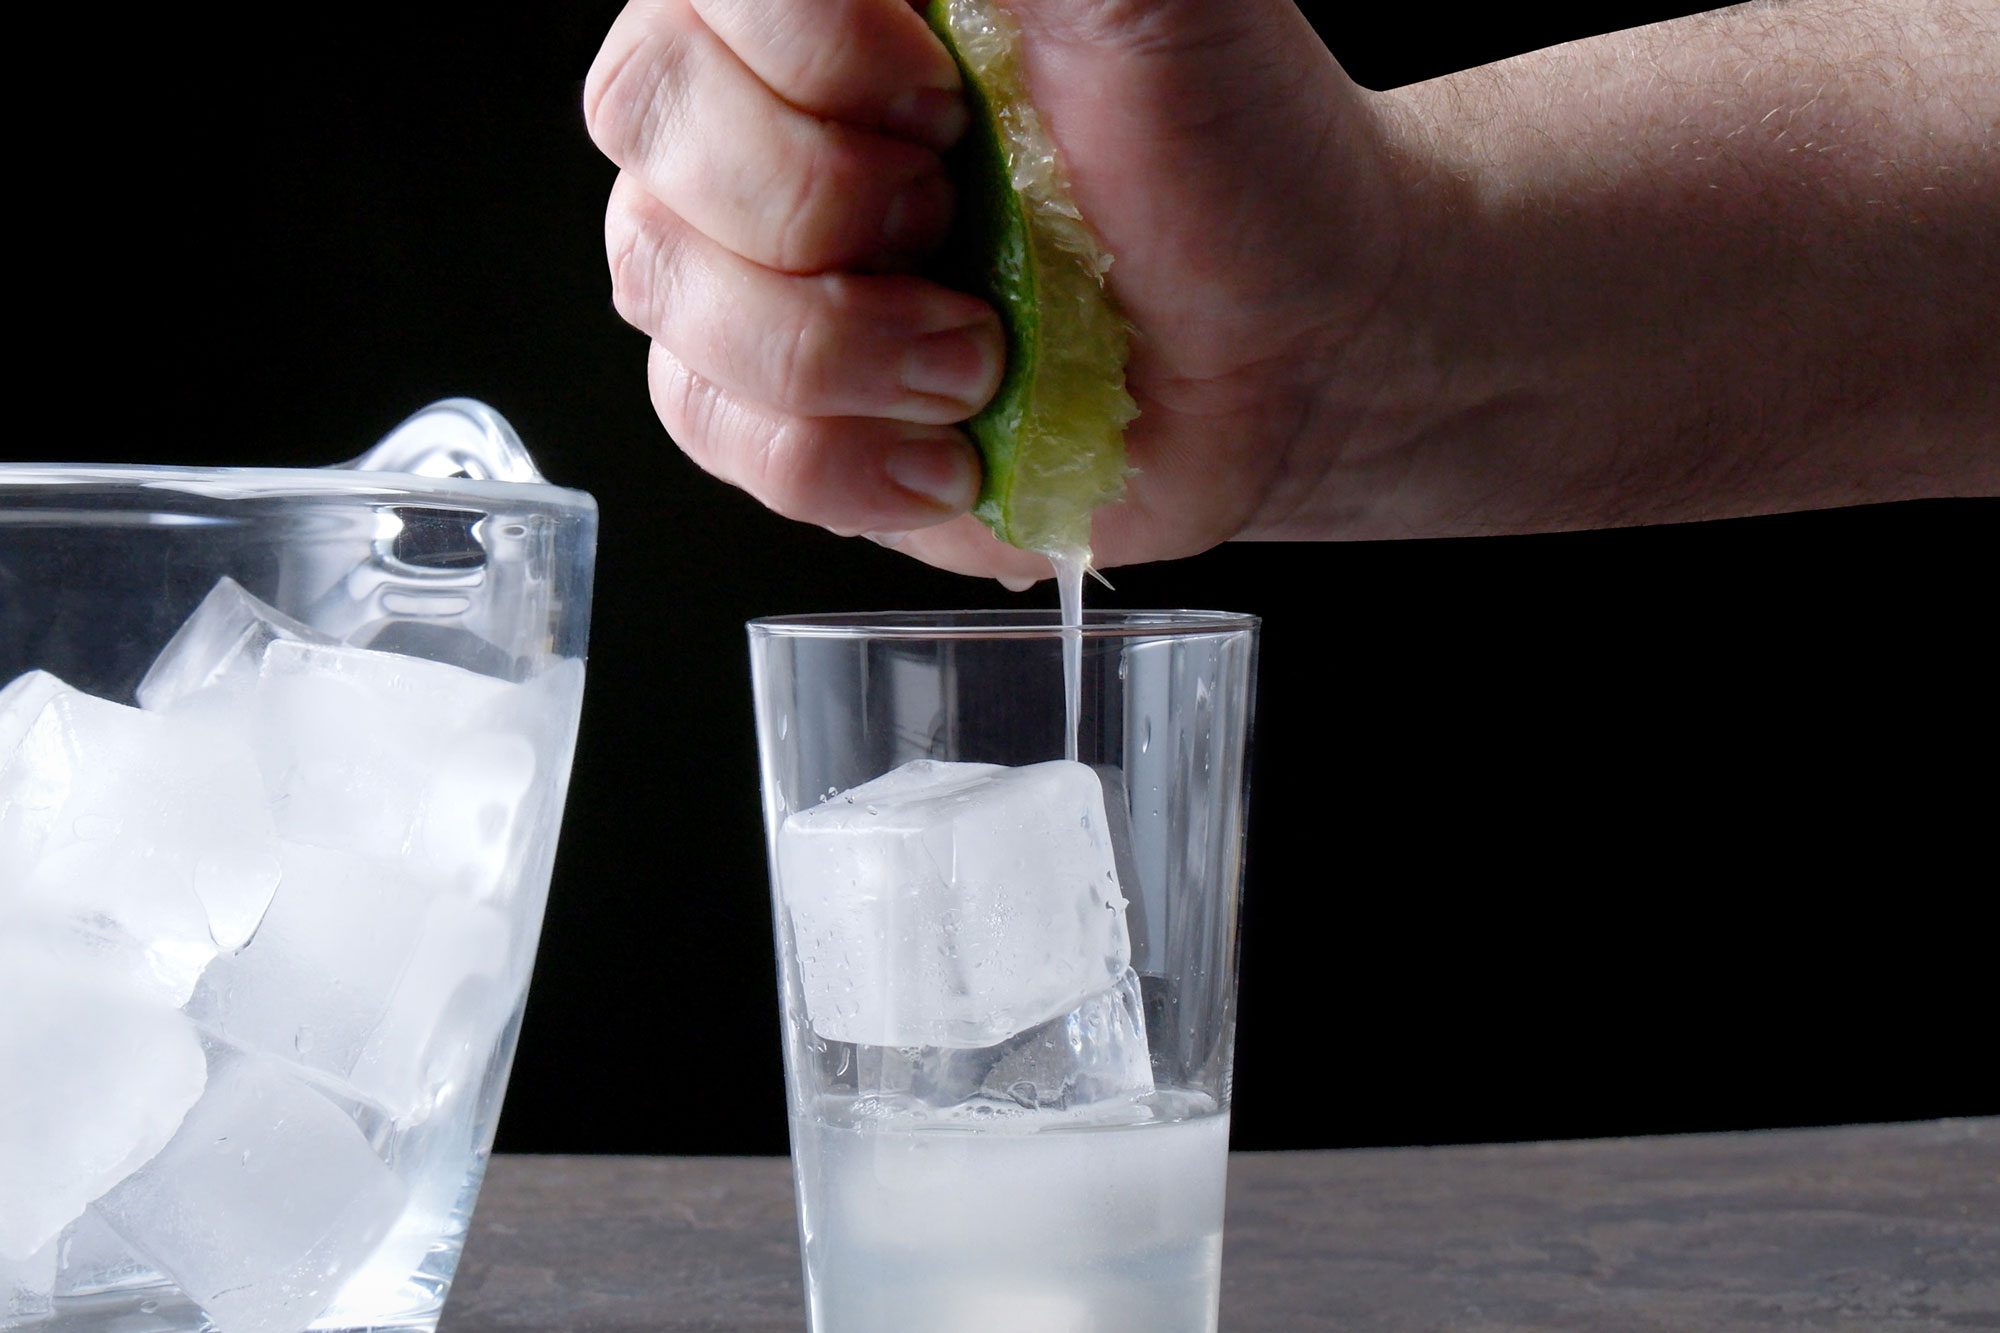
1050,550,1086,762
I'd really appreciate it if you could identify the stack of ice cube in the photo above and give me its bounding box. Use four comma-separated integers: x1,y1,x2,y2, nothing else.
778,759,1155,1115
0,577,583,1332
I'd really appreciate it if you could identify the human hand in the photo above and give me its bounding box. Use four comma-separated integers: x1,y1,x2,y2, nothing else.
586,0,1406,583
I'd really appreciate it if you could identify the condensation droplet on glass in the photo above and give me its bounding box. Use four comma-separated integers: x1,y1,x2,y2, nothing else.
779,714,789,740
1140,717,1152,754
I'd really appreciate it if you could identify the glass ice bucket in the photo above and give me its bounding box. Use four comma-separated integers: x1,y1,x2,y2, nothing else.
0,401,596,1333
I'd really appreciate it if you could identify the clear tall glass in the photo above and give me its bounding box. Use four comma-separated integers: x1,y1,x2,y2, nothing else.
0,401,594,1333
749,610,1258,1333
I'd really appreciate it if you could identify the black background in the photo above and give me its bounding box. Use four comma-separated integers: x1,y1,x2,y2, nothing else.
30,4,1992,1155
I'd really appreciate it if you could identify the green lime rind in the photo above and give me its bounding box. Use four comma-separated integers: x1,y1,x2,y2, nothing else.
924,0,1135,559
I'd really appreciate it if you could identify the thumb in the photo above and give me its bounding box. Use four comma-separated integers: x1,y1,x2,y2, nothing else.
964,0,1387,314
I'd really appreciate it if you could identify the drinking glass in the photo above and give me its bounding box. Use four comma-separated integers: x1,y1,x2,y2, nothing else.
749,609,1257,1332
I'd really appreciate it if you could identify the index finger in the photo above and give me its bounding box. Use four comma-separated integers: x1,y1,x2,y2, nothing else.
691,0,967,148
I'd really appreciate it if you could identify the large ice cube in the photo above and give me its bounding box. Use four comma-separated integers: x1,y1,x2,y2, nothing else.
250,638,512,859
188,843,426,1092
189,843,513,1122
978,969,1154,1110
94,1047,408,1333
0,687,282,1000
0,949,206,1263
778,759,1133,1049
135,578,327,714
852,1043,996,1108
852,970,1154,1111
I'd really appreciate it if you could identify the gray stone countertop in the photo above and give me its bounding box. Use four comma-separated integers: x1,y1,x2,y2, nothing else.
439,1117,1998,1331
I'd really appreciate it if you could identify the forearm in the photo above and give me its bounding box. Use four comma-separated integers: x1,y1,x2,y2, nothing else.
1272,0,1998,538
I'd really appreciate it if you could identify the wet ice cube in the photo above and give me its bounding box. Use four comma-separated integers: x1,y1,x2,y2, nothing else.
0,949,206,1263
412,655,585,902
188,843,429,1093
2,1233,57,1324
8,843,219,1005
779,759,1132,1049
348,895,515,1122
412,727,536,896
95,1048,407,1333
50,1208,157,1301
854,971,1154,1111
0,670,65,759
319,1097,480,1327
135,578,327,714
0,688,282,999
252,638,512,859
979,969,1154,1110
190,843,511,1122
853,1043,997,1107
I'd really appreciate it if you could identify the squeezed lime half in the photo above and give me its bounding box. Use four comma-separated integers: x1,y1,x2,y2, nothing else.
925,0,1135,560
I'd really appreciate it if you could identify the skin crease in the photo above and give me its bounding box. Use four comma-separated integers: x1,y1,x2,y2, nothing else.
587,0,1999,585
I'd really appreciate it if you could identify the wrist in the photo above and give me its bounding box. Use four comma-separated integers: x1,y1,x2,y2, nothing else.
1243,84,1535,542
1279,34,2000,537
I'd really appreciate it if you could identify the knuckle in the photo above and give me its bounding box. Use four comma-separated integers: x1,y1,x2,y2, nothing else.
646,347,704,445
767,299,842,405
604,194,678,334
697,0,867,104
779,0,870,96
584,22,691,165
752,424,829,522
767,137,872,272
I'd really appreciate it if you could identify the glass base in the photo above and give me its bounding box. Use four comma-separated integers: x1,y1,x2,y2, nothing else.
29,1156,487,1333
39,1248,455,1333
42,1286,448,1333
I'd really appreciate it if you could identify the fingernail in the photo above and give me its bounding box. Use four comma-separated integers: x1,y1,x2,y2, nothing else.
999,574,1039,593
882,173,952,252
884,87,969,150
865,530,909,549
901,323,1000,408
885,437,979,511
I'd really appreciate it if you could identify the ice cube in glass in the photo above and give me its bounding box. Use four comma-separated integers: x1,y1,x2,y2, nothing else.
778,759,1133,1050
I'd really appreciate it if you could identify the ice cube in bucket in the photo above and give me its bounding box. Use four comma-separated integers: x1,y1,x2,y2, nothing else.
93,1044,409,1333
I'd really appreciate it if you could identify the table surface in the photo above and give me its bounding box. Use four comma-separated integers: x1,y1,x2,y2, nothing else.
437,1117,1998,1332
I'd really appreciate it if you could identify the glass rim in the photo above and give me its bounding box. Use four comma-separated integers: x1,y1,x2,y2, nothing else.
0,463,596,515
748,608,1260,640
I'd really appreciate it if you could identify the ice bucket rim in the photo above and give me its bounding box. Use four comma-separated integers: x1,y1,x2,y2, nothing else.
0,463,596,516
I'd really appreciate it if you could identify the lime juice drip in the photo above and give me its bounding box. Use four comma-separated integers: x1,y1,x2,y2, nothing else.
1050,550,1086,763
